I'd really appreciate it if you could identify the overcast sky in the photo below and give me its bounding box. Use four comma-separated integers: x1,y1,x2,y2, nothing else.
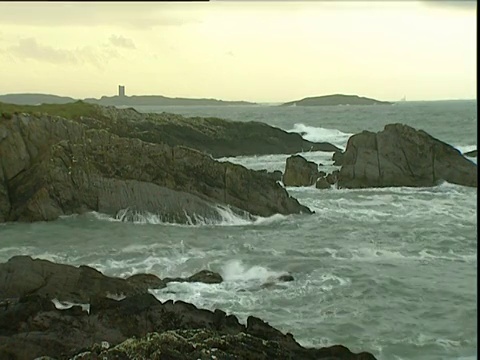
0,1,476,102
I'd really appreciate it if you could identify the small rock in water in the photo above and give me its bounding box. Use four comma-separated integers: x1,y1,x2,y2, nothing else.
277,274,294,282
316,177,330,189
187,270,223,284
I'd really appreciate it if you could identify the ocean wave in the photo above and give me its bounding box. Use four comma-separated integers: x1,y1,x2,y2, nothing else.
220,259,289,284
287,123,353,149
88,205,288,227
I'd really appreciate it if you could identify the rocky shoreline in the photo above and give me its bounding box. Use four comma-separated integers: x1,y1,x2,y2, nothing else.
0,102,476,225
0,102,325,223
0,256,376,360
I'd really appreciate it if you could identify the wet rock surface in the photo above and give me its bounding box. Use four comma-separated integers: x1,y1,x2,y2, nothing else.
337,124,477,188
0,256,377,360
0,111,312,223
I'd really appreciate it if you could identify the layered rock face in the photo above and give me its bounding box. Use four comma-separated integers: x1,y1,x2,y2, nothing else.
0,256,377,360
338,124,477,188
0,113,311,222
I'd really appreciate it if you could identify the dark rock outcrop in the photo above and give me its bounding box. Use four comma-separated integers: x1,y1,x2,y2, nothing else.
71,328,376,360
0,101,341,158
463,149,477,157
283,155,319,187
0,256,223,303
0,257,377,360
0,112,312,223
338,124,477,188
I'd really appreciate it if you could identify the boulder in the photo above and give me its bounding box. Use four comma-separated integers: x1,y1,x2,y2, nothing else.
315,177,331,189
0,113,312,223
463,149,477,158
283,155,319,187
338,124,477,188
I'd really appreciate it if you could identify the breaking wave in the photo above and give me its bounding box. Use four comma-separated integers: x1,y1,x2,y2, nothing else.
287,123,353,149
89,205,288,227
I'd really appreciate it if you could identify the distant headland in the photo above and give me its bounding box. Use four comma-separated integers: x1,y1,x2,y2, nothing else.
280,94,393,107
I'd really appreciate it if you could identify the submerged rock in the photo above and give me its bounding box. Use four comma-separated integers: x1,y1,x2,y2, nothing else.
338,124,477,188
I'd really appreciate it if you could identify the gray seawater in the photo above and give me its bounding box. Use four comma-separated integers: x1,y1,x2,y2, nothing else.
0,101,477,360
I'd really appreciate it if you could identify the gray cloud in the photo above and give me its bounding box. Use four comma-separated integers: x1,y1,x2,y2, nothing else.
7,38,120,69
109,35,136,49
0,3,202,29
9,38,78,64
420,1,476,11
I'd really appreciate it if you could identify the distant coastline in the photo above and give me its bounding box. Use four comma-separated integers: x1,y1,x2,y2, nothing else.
0,92,475,107
0,93,257,107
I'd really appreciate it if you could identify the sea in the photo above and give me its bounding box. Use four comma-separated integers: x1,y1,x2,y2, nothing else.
0,100,477,360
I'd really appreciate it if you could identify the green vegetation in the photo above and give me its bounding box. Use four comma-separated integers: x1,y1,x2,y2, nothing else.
0,100,103,120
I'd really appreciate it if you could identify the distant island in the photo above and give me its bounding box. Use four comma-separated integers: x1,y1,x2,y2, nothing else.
281,94,393,107
0,92,257,107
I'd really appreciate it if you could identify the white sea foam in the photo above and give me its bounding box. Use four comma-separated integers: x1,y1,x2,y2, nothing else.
287,123,353,149
454,144,477,154
220,259,288,284
89,205,288,227
51,298,90,313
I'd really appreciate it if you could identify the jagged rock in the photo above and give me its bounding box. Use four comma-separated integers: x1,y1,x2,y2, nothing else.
0,293,376,360
0,113,312,223
283,155,319,187
332,151,344,166
0,257,377,359
463,149,477,157
338,124,477,188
